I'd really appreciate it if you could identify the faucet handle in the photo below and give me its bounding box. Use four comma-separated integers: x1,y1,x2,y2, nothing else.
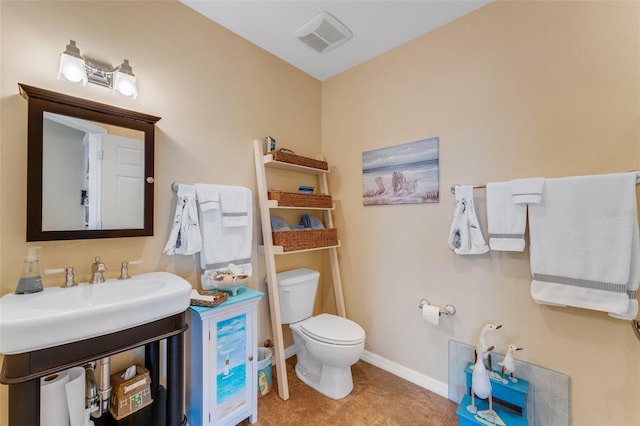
118,259,142,280
45,266,77,287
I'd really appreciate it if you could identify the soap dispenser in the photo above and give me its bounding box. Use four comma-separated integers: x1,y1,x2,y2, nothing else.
15,247,43,294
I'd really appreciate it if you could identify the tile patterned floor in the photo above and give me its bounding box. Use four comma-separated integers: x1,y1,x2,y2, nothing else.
240,356,459,425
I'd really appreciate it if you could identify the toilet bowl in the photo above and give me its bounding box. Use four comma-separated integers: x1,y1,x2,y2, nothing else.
290,313,365,399
275,268,366,400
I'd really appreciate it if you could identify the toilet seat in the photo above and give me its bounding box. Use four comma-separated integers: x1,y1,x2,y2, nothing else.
300,313,365,345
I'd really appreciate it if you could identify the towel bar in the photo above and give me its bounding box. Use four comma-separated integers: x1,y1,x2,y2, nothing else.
171,182,182,193
449,184,486,194
450,171,640,195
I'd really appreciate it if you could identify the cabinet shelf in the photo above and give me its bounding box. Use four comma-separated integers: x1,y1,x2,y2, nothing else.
259,241,341,255
263,155,330,174
264,200,335,210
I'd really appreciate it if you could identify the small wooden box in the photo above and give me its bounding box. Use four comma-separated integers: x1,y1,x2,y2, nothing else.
109,365,153,420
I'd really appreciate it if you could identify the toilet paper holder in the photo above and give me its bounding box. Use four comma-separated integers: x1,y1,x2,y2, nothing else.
418,299,456,316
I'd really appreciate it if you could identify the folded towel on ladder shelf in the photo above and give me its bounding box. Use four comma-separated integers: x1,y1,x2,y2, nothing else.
487,181,527,252
163,184,202,256
196,184,253,291
448,185,489,255
528,172,639,318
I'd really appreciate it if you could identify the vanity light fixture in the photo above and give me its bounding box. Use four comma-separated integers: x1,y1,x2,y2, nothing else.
57,40,139,100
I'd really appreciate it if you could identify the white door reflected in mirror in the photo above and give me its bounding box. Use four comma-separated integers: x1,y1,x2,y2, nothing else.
42,112,145,231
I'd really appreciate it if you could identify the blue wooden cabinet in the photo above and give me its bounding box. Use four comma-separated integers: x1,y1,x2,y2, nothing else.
187,288,264,426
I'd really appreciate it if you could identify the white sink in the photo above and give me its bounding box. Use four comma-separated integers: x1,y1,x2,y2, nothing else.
0,271,192,355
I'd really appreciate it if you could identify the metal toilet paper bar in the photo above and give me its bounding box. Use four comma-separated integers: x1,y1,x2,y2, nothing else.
418,299,456,316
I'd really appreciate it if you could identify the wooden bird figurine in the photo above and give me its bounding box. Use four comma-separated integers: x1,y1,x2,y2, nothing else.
499,344,523,382
475,323,502,371
467,343,495,415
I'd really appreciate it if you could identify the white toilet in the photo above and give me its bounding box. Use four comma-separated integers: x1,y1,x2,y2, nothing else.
276,268,365,400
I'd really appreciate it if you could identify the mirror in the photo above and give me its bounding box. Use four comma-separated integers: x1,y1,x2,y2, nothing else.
19,84,161,241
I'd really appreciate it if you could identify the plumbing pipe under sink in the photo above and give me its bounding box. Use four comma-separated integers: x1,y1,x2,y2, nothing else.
85,357,111,418
92,357,111,418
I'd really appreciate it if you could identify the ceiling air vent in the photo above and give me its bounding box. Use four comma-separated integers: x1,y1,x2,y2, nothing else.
295,11,353,54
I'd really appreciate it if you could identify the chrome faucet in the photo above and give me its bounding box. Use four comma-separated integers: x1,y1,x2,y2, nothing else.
63,267,77,287
118,259,142,280
44,266,77,288
90,257,107,284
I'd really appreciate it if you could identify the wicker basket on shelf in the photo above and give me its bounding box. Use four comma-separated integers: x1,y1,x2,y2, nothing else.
272,229,338,252
268,150,328,170
189,290,228,308
268,191,332,208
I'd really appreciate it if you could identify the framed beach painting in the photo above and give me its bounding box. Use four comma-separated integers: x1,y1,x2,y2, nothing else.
362,137,439,206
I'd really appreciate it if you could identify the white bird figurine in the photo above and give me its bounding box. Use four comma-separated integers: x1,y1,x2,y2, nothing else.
499,344,523,382
467,343,494,415
475,323,502,371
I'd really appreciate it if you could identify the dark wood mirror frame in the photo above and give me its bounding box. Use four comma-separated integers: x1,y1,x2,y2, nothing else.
19,83,161,241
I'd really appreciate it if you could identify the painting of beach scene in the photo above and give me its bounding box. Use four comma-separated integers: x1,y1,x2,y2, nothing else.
216,314,248,422
362,137,439,205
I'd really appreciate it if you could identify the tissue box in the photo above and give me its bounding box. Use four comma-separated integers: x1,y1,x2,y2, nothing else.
109,365,153,420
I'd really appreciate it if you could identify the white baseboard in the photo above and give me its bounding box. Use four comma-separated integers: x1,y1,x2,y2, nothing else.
284,344,297,359
360,350,449,399
283,345,448,399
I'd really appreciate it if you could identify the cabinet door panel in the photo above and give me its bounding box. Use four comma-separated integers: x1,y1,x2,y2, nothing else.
213,313,248,422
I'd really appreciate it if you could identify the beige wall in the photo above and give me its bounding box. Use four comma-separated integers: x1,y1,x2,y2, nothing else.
0,1,320,424
322,1,639,426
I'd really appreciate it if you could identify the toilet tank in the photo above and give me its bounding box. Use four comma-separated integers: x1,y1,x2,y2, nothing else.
276,268,320,324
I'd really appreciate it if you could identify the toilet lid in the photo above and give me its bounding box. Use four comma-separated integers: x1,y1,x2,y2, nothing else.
300,313,365,345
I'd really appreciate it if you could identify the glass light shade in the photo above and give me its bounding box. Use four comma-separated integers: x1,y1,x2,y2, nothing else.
113,71,138,99
58,53,88,85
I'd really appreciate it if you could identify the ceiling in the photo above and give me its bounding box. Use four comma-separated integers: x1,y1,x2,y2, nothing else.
181,1,491,81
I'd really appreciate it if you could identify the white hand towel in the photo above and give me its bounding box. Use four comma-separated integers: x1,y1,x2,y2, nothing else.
198,184,253,284
448,186,489,255
487,182,527,252
528,172,638,316
511,177,544,204
163,184,202,255
219,185,250,228
195,184,220,211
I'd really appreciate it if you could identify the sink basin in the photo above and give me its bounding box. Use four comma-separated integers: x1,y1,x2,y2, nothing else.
0,271,192,355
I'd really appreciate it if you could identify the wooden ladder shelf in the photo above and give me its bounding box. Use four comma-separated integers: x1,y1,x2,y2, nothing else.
253,139,346,400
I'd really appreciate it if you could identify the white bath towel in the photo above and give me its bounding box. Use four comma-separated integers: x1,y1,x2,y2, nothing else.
197,184,253,290
511,177,544,204
486,181,527,252
609,222,639,320
219,185,250,228
163,184,202,256
528,172,639,317
195,184,220,211
448,186,489,255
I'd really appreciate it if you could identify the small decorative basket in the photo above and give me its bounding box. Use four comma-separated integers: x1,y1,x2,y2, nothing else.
189,290,229,307
272,229,338,252
268,191,332,208
268,149,328,170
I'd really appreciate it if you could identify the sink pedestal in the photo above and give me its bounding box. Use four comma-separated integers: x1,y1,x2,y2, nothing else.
1,312,188,426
